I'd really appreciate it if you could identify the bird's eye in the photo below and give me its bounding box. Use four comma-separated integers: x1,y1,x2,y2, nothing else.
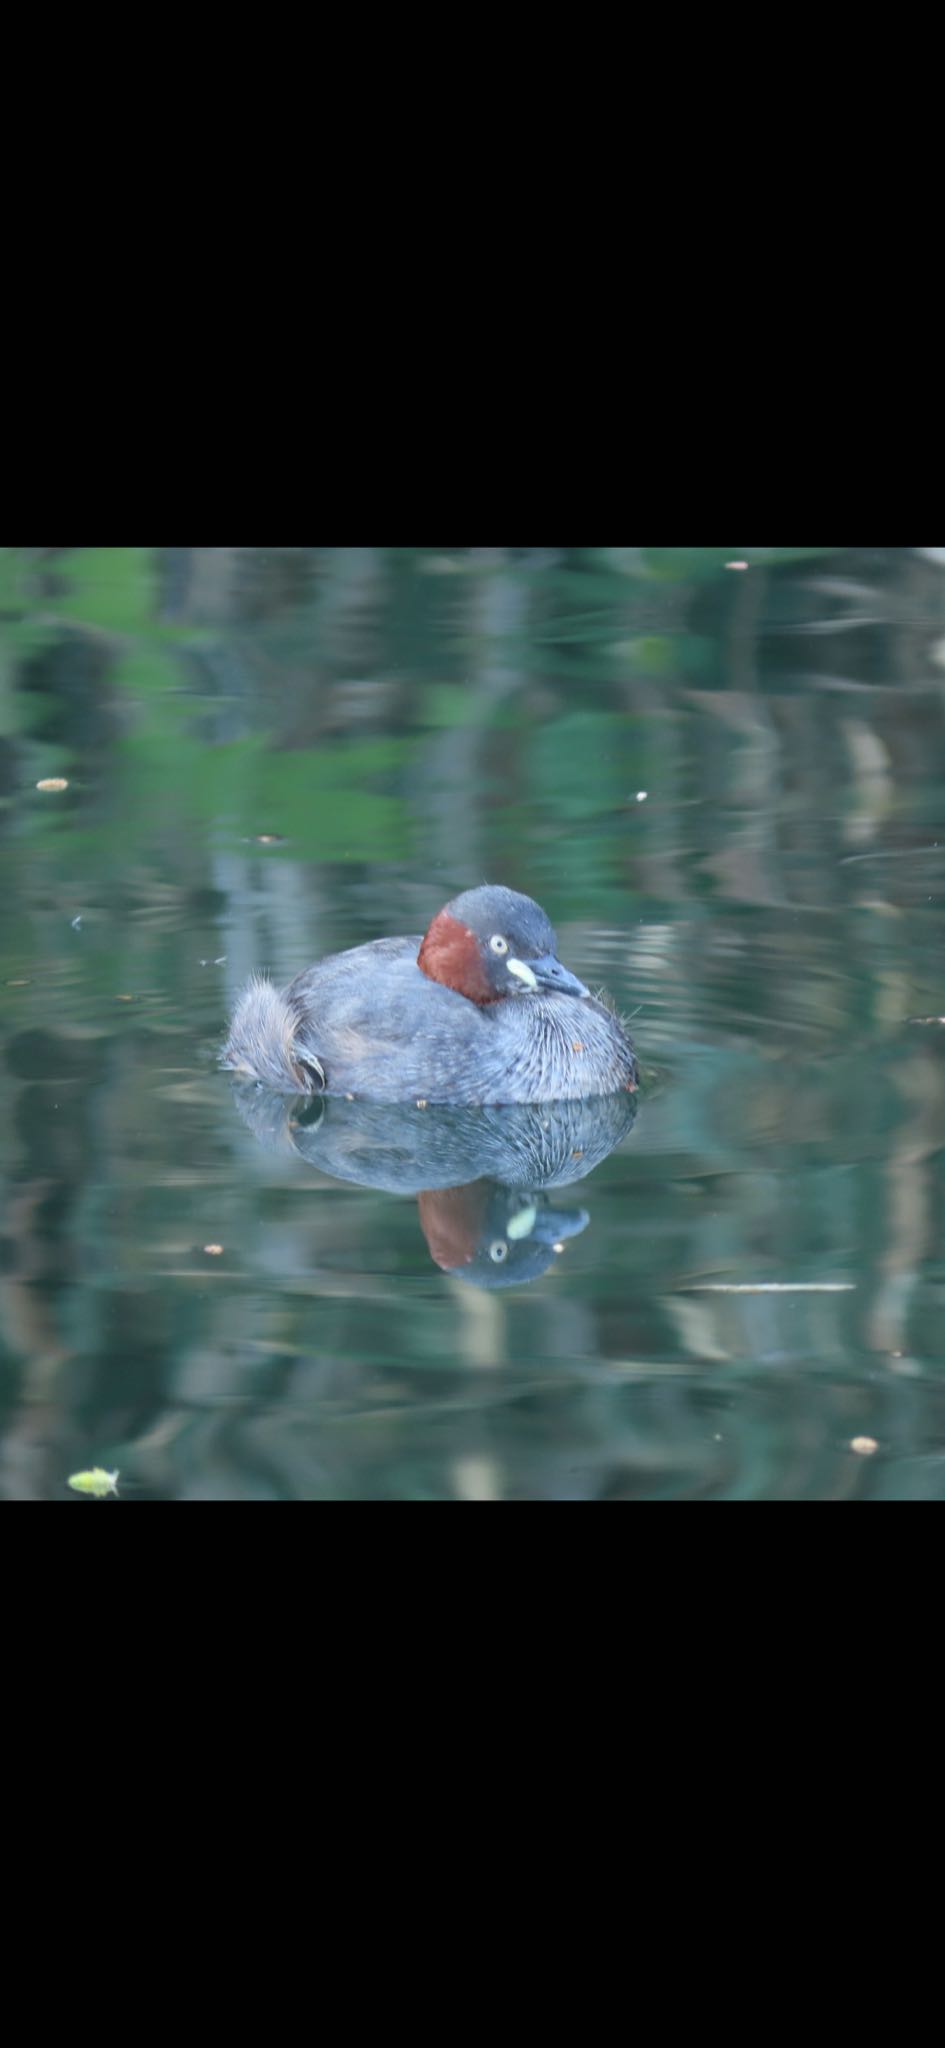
489,934,509,955
489,1239,509,1262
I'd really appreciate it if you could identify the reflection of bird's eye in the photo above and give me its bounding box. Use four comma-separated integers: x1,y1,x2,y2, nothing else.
489,1239,509,1263
489,934,509,955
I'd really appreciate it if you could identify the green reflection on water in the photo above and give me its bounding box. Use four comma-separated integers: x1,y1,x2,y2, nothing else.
3,546,945,1499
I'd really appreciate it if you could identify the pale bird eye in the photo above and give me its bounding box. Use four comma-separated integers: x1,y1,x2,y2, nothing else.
489,1240,509,1262
489,934,509,955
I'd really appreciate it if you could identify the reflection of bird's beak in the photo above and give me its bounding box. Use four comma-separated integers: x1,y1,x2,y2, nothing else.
527,1206,589,1245
528,952,590,999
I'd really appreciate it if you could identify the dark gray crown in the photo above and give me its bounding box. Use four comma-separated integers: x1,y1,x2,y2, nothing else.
445,886,557,959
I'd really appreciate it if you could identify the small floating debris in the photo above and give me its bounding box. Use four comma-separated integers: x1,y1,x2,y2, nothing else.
5,978,30,987
850,1437,879,1456
68,1467,119,1498
70,916,83,930
685,1282,855,1294
36,777,69,792
253,834,285,846
725,560,749,571
203,1244,224,1256
635,791,648,802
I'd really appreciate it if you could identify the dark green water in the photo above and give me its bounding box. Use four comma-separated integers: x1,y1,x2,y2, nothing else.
3,545,945,1500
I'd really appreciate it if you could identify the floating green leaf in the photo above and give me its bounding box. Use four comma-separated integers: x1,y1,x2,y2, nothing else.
68,1467,120,1498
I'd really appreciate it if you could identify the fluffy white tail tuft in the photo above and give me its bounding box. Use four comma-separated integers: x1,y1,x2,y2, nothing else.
220,977,324,1094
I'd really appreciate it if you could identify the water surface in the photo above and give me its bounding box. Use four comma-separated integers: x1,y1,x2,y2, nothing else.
3,545,945,1499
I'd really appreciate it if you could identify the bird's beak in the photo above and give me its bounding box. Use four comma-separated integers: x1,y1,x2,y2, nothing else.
517,952,590,999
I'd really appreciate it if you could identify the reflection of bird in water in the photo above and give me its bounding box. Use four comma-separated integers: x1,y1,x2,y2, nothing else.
418,1181,589,1288
226,1088,637,1290
229,1087,636,1190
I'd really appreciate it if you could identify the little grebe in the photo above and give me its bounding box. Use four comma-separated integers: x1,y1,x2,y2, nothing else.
221,885,637,1105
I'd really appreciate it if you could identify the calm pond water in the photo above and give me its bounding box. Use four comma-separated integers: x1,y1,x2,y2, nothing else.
3,545,945,1500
